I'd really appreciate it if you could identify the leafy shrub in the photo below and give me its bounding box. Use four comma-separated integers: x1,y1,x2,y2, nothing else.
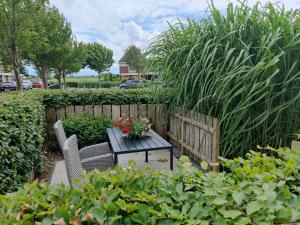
40,89,171,107
0,147,299,224
149,1,300,158
63,113,111,148
99,81,120,88
0,93,45,194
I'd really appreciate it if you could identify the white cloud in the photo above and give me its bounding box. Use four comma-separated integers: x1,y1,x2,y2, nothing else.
49,0,300,75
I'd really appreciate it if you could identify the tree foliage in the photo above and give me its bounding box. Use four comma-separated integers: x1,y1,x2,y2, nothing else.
25,6,73,88
84,43,114,74
123,45,146,79
0,0,48,90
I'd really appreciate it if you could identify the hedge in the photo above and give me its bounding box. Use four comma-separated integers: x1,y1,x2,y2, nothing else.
0,146,299,224
39,89,172,107
0,93,45,194
63,113,111,148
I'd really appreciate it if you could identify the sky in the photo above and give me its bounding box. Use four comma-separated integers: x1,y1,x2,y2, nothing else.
41,0,300,76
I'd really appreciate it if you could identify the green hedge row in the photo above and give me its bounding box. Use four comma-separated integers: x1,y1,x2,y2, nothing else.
0,147,299,224
63,113,111,148
0,93,45,194
39,89,172,107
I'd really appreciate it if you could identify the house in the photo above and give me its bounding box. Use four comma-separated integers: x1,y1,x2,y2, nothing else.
119,56,141,80
0,64,15,84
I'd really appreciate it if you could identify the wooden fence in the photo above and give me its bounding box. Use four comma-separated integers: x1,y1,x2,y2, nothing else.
168,107,220,171
46,104,220,170
46,104,168,140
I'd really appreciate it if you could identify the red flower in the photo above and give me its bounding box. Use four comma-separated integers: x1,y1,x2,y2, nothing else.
123,126,132,133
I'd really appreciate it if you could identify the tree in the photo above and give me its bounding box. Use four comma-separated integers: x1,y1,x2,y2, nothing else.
84,43,114,76
25,6,72,88
55,40,87,88
123,45,146,79
0,0,48,90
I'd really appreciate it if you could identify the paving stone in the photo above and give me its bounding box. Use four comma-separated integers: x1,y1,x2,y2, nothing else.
50,150,179,185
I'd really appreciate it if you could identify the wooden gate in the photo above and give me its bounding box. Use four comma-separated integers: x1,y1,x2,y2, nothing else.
168,107,220,171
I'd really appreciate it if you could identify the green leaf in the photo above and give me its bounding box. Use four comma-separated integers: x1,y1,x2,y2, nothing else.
42,217,53,225
212,197,227,206
275,208,292,223
232,191,246,205
219,208,242,219
246,201,261,215
92,207,107,223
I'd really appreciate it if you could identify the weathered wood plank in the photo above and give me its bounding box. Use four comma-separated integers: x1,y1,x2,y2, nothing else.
102,105,112,119
292,140,300,150
120,105,130,117
112,105,121,121
84,105,94,116
155,104,167,138
212,118,220,167
56,106,66,120
75,105,84,114
147,104,156,129
66,106,75,118
129,104,138,117
94,105,102,116
139,104,147,119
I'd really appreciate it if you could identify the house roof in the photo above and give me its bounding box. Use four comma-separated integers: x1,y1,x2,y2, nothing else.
119,55,126,63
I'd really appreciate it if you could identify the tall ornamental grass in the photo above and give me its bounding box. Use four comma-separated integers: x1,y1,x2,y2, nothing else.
148,1,300,158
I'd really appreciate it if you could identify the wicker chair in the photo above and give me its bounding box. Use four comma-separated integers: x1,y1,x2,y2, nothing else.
54,120,114,171
63,135,82,184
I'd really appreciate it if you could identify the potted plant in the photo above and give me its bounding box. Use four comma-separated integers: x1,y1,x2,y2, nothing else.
113,114,151,138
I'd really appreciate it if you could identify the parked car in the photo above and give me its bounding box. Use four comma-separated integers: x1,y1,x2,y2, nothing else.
32,80,44,89
22,80,32,90
0,82,17,92
119,80,141,89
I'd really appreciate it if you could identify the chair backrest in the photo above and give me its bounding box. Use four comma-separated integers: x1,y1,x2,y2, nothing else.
54,120,67,151
63,135,82,185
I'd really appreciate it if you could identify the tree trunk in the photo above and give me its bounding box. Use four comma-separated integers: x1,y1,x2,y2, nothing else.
10,0,21,91
137,70,141,80
57,71,62,89
12,55,22,91
40,67,48,89
62,71,66,89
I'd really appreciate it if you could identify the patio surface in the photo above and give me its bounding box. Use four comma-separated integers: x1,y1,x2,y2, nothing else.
50,149,179,185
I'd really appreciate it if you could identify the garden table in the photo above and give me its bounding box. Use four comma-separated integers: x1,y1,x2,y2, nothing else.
107,128,174,170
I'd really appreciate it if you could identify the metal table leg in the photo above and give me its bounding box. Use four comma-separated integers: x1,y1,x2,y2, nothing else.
114,153,118,165
170,147,173,170
145,151,148,162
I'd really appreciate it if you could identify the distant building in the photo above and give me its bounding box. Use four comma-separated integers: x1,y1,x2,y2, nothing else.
119,55,141,80
0,63,15,83
119,55,154,80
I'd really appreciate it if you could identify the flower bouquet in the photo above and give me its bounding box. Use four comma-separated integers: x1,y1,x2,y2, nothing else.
113,114,151,138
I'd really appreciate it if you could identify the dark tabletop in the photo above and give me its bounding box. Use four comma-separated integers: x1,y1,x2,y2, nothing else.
107,128,173,154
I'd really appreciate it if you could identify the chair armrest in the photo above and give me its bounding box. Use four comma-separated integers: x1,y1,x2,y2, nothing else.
81,154,114,171
79,142,111,160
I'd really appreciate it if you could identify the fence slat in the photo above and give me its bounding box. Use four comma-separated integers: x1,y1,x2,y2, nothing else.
121,105,130,116
147,104,156,128
112,105,121,121
155,104,166,138
130,104,138,118
66,106,75,118
94,105,102,116
139,104,147,119
103,105,112,119
84,105,94,116
75,105,84,114
56,106,66,120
